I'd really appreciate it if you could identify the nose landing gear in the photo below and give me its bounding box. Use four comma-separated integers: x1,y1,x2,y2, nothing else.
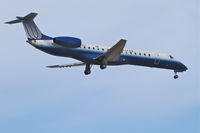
174,75,178,79
174,71,179,79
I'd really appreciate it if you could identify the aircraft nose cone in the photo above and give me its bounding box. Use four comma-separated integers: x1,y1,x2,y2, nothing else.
183,64,188,71
179,62,188,71
174,61,187,72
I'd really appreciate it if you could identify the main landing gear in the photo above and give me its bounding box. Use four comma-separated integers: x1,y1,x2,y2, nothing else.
84,64,92,75
100,60,107,70
100,64,107,69
174,71,179,79
84,62,107,75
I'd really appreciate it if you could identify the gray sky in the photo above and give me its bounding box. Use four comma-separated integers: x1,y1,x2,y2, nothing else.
0,0,199,133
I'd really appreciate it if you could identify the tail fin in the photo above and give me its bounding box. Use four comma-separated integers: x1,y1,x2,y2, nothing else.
5,12,52,40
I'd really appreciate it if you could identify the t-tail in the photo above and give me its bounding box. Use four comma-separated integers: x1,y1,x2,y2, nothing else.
5,12,52,40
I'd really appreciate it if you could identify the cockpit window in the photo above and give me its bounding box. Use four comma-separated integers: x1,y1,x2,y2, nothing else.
169,55,174,59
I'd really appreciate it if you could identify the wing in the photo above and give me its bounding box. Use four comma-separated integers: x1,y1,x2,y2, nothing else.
95,39,127,62
47,62,85,68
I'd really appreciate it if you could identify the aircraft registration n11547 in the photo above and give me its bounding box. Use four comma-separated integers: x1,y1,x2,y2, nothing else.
5,13,187,79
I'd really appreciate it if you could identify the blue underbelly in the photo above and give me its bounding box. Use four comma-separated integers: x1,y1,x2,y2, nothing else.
34,45,178,70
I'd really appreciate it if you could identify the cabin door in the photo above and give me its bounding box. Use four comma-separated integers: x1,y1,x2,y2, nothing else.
154,54,160,65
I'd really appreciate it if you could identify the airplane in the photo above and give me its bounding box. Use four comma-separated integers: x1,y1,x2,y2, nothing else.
5,12,188,79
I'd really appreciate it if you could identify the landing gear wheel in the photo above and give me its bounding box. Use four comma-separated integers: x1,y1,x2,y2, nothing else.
84,63,92,75
174,75,178,79
174,71,178,79
100,59,107,69
84,70,91,75
100,64,107,69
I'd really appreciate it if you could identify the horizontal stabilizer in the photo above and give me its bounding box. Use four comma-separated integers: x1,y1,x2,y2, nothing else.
4,19,22,24
47,62,85,68
19,12,37,21
5,12,38,24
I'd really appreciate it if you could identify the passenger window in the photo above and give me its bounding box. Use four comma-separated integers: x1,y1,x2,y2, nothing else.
144,53,146,56
93,47,95,50
139,53,141,55
148,54,151,56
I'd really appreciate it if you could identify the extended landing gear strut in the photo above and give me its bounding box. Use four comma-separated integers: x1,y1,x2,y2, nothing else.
84,60,108,75
84,64,92,75
174,71,179,79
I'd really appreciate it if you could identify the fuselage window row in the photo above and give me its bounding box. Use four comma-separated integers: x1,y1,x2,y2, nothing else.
81,45,153,57
82,46,153,58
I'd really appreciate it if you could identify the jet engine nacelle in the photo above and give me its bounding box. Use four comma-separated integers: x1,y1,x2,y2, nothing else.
53,36,81,48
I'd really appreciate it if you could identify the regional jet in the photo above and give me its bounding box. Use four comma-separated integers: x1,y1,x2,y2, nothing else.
5,13,187,79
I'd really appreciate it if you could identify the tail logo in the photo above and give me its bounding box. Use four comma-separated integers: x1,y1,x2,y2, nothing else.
23,20,42,39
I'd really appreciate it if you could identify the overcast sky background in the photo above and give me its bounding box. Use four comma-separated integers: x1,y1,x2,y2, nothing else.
0,0,199,133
